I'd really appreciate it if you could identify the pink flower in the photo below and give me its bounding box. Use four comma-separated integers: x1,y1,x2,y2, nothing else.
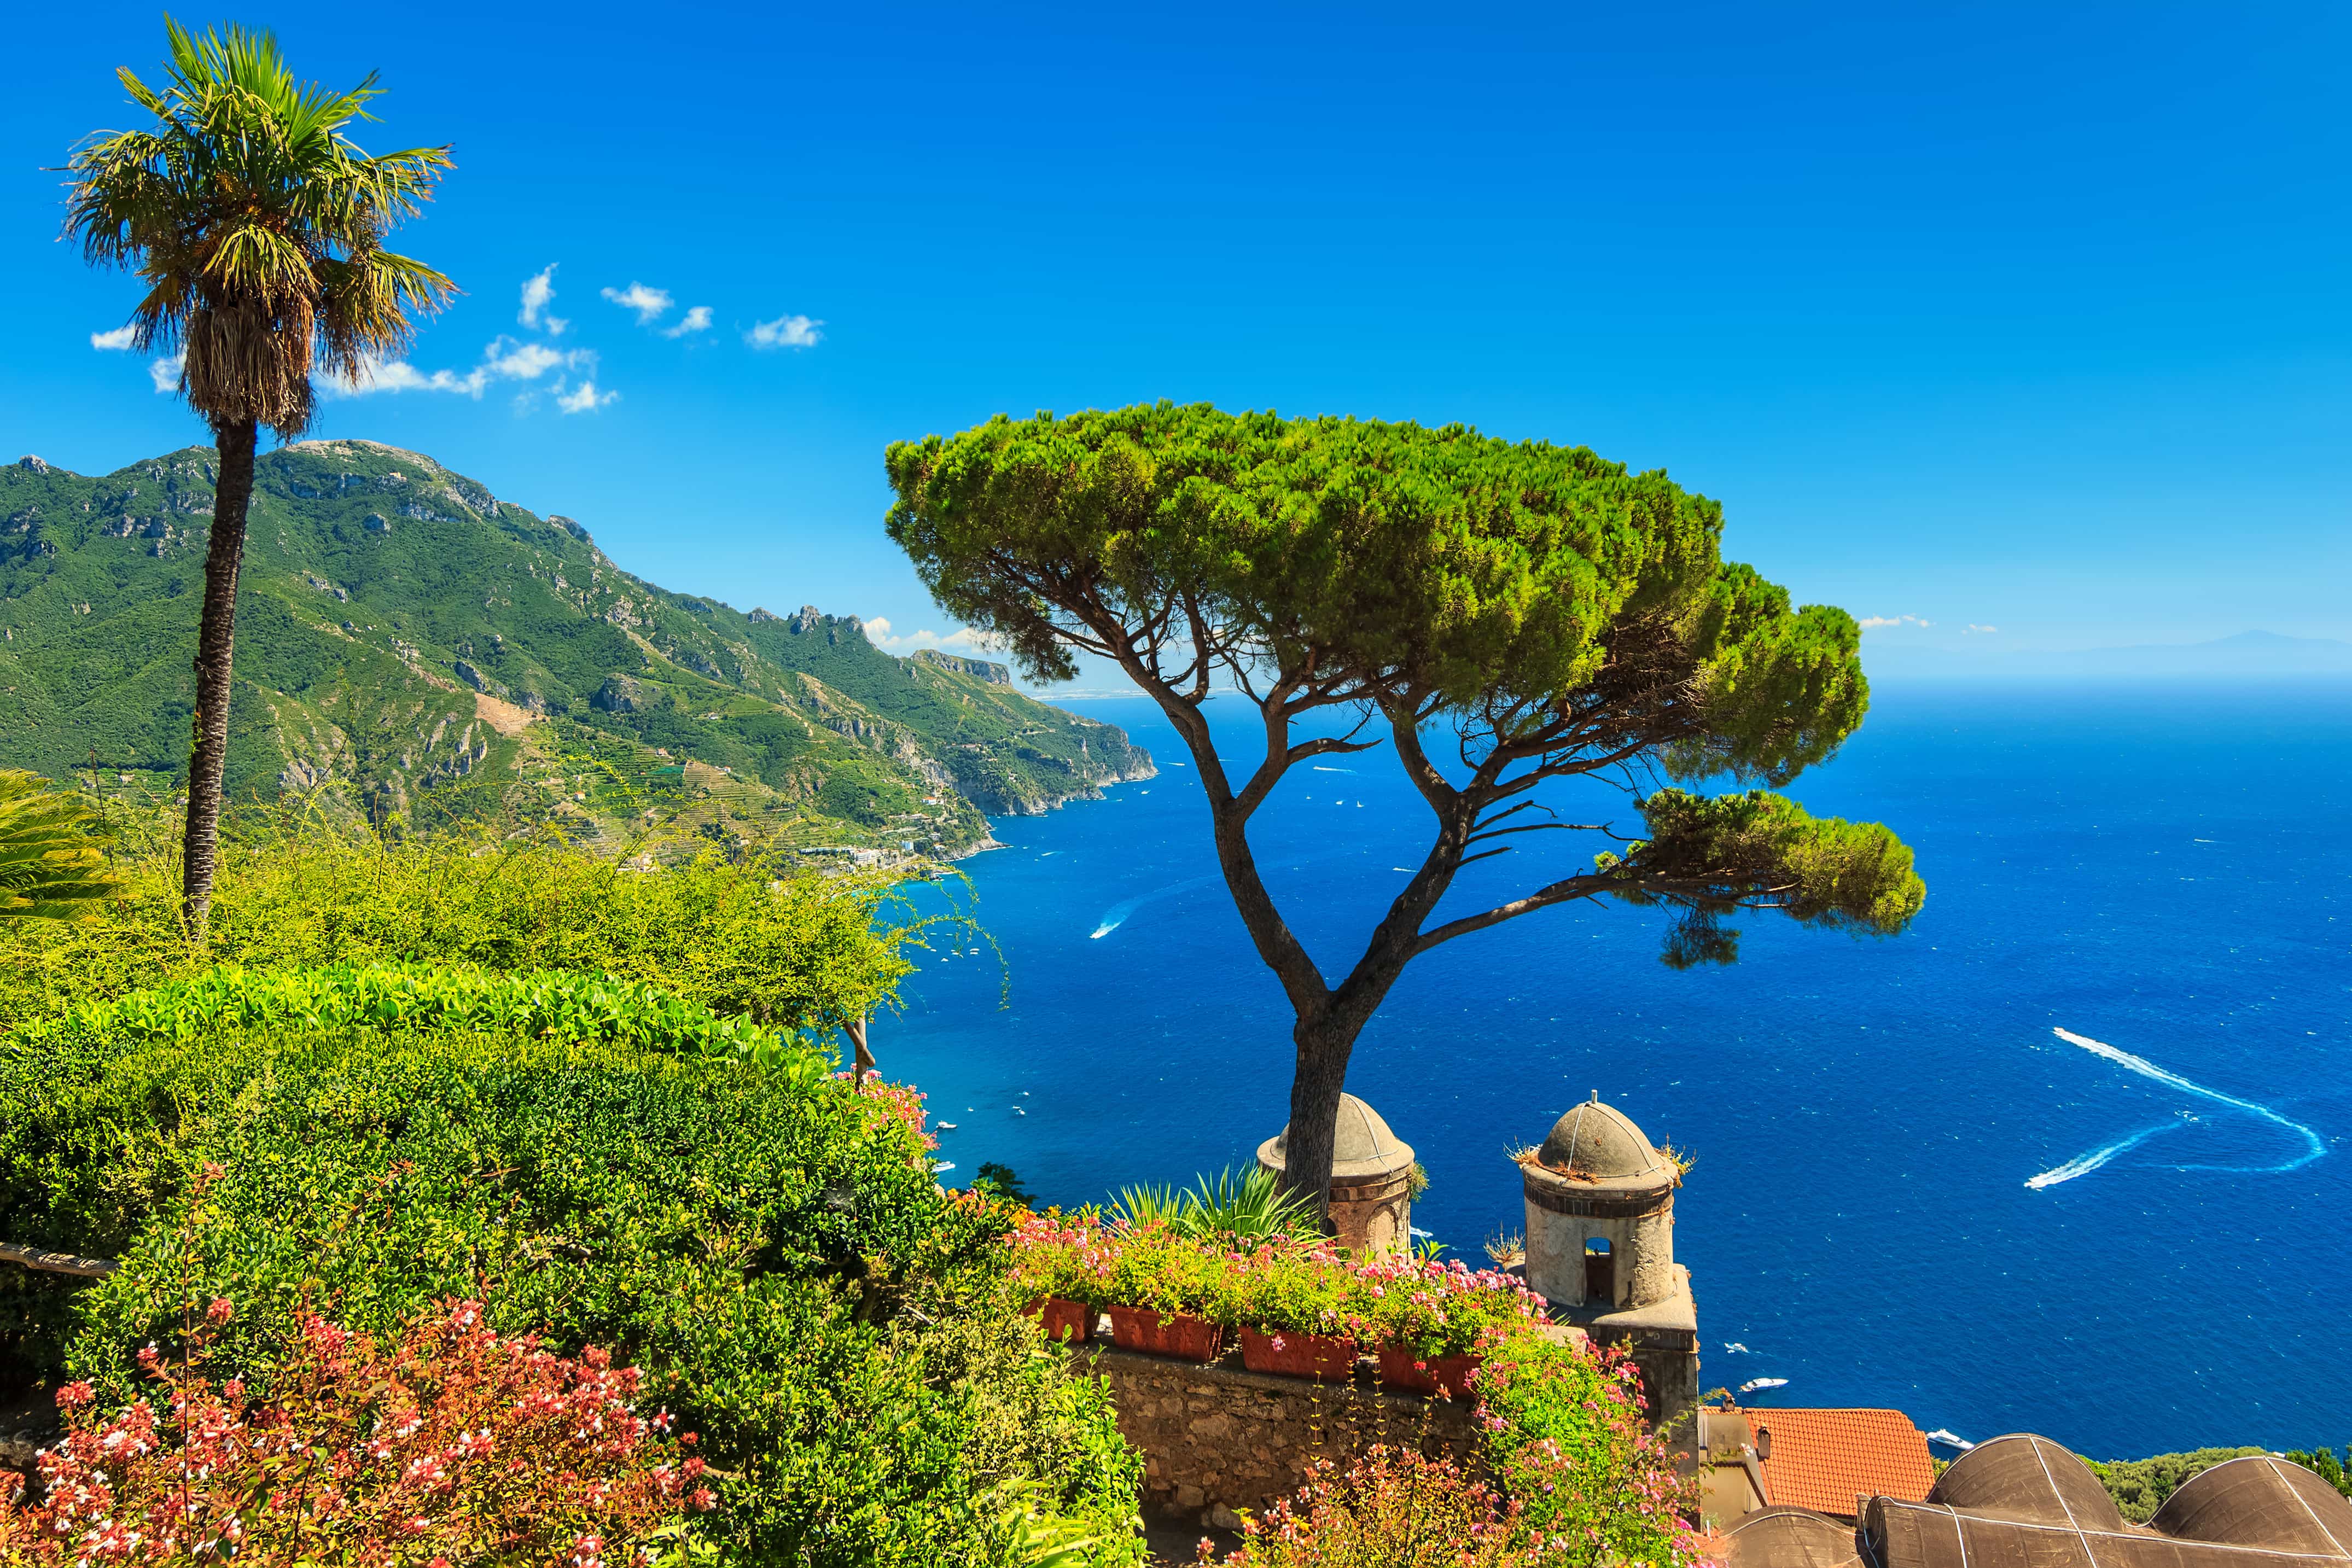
205,1296,235,1325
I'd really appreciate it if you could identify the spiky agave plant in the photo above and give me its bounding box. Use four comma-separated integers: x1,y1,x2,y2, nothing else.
63,20,453,936
1109,1166,1323,1242
0,772,121,920
1178,1164,1320,1242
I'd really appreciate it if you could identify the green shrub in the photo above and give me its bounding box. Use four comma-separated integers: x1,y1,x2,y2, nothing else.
2281,1445,2352,1498
1009,1213,1545,1355
2084,1448,2271,1522
0,823,911,1031
0,993,1141,1566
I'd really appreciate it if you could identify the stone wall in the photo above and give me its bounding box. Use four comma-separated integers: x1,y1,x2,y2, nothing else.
1069,1345,1481,1529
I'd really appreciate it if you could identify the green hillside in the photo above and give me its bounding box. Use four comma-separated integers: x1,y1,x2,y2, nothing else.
0,440,1151,855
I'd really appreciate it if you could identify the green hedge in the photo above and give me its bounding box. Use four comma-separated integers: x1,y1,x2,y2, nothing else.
0,971,1142,1566
13,961,819,1067
0,825,912,1032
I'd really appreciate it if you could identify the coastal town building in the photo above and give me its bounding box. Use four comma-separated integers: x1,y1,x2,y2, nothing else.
1699,1404,1938,1524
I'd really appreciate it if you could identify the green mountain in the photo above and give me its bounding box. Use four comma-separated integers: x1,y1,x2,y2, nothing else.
0,440,1151,855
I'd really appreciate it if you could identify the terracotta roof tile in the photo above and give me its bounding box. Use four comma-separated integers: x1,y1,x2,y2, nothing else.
1755,1408,1936,1517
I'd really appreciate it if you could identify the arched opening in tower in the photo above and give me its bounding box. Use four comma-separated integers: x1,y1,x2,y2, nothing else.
1585,1235,1615,1304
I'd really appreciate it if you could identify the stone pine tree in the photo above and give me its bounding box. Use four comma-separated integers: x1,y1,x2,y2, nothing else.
64,21,453,936
887,405,1926,1226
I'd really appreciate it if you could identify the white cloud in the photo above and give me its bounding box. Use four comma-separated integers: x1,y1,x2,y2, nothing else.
1858,614,1934,631
149,352,184,393
555,377,618,414
1964,623,1999,634
330,339,596,403
486,340,573,381
602,282,672,324
519,265,568,335
747,313,823,349
863,616,997,654
663,305,713,339
91,325,138,351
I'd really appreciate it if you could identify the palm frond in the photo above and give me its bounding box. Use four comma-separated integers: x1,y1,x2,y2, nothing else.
0,772,121,922
63,19,451,438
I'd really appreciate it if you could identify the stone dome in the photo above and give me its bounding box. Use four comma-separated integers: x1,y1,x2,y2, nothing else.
1258,1093,1416,1181
1535,1095,1674,1185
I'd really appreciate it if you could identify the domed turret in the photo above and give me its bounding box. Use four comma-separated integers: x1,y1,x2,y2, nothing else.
1514,1092,1700,1443
1535,1098,1676,1186
1520,1093,1681,1313
1259,1093,1417,1256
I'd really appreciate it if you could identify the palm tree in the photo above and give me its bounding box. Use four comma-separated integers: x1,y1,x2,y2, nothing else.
0,771,121,921
64,20,453,937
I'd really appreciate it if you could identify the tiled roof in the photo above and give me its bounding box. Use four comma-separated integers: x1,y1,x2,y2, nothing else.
1755,1409,1936,1516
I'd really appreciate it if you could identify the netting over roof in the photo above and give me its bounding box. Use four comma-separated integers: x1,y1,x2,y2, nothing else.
1726,1436,2352,1568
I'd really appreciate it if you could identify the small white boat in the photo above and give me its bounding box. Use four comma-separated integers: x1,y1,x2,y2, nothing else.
1012,1106,1026,1116
936,1122,958,1131
933,1161,956,1174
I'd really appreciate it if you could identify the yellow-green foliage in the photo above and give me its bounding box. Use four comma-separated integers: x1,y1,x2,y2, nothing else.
0,823,912,1031
0,770,119,922
12,963,826,1075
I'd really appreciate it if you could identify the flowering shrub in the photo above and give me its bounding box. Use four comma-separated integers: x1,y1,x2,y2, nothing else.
1472,1332,1701,1567
5,1025,1144,1567
1348,1253,1546,1359
0,1296,714,1566
1195,1445,1529,1567
1008,1214,1545,1356
1224,1244,1367,1340
1009,1211,1115,1307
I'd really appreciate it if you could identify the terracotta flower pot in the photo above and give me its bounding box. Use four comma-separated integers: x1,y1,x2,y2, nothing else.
1024,1297,1092,1345
1106,1305,1225,1362
1376,1343,1482,1396
1239,1328,1358,1382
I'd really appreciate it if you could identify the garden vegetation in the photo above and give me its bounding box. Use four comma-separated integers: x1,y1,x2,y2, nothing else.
0,961,1142,1565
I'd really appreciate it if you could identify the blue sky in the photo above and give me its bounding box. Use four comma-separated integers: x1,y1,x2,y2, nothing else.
4,2,2348,680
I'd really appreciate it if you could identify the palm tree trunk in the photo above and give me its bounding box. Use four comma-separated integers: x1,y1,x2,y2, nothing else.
181,418,256,939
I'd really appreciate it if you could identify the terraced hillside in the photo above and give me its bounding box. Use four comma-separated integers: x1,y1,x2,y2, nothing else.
0,440,1151,854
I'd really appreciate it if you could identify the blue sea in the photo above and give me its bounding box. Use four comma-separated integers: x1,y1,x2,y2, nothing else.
882,682,2352,1461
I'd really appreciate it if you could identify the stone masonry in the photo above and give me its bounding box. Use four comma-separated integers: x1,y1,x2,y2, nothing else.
1069,1344,1481,1529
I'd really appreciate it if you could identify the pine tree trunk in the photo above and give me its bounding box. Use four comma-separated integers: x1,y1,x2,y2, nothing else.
181,418,257,939
1278,1016,1360,1231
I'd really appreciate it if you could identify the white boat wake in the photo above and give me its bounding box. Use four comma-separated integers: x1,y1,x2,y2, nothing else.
2027,1028,2326,1189
1088,872,1221,939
